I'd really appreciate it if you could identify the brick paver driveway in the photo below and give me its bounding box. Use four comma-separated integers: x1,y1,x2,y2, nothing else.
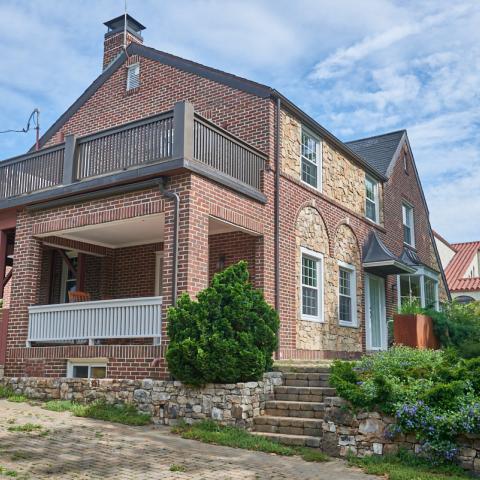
0,400,374,479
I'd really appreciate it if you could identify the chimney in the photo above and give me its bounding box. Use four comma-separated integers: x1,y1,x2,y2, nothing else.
103,14,145,70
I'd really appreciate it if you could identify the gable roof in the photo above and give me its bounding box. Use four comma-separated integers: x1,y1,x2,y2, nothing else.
445,241,480,292
345,130,406,177
31,42,386,180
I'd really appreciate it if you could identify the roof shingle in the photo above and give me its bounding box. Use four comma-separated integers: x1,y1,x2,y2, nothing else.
346,130,406,176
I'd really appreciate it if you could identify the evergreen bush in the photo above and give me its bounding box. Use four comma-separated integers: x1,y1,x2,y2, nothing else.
166,261,279,385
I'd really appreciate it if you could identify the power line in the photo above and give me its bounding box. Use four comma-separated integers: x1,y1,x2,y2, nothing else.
0,109,40,150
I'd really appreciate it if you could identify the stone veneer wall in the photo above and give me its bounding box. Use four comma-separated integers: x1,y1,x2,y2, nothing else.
295,206,363,354
322,397,480,473
0,372,282,428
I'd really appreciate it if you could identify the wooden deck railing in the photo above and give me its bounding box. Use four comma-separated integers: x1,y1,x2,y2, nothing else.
27,297,162,345
0,102,266,202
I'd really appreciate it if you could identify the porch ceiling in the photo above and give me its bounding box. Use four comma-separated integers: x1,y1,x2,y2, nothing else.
36,213,165,249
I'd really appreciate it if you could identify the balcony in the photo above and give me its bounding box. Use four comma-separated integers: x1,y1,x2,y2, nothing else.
27,297,163,346
0,101,267,209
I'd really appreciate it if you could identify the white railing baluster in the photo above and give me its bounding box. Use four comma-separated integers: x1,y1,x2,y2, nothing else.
27,297,162,343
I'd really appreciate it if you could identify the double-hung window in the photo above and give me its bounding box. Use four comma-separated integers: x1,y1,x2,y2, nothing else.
338,262,357,326
301,128,321,190
301,248,323,322
402,203,415,246
365,175,379,223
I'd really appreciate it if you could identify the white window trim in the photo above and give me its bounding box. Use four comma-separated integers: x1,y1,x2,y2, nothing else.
300,247,324,323
126,63,140,91
338,261,358,327
402,202,415,247
67,359,108,379
300,127,322,192
396,267,440,311
365,175,380,224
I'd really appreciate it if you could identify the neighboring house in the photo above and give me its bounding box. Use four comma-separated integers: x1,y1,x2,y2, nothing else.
434,231,480,303
0,15,448,380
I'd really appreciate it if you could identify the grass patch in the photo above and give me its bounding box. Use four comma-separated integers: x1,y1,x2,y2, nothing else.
43,400,151,426
7,423,43,433
0,465,19,477
348,451,474,480
0,386,14,399
171,420,328,462
6,395,28,404
169,464,187,472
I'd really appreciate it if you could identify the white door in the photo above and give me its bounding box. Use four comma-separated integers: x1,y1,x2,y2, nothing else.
365,274,387,350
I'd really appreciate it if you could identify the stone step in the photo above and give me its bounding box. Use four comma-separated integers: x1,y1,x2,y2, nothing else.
274,386,336,402
282,372,331,387
253,415,323,437
273,364,332,374
265,400,325,418
251,431,321,448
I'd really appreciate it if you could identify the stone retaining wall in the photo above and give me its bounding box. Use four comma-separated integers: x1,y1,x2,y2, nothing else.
322,397,480,473
0,372,282,428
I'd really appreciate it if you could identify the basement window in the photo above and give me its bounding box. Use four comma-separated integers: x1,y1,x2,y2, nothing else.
126,63,140,91
68,360,107,379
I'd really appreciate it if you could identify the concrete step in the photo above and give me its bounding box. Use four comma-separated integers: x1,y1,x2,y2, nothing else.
274,386,336,402
253,415,323,437
264,400,325,418
251,431,321,448
282,372,331,387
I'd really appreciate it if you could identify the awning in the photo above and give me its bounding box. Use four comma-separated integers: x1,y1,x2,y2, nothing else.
362,232,416,275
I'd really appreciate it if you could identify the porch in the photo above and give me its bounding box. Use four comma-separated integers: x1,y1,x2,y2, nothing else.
26,212,261,347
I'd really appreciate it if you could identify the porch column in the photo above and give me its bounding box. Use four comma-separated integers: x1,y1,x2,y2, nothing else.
6,212,43,351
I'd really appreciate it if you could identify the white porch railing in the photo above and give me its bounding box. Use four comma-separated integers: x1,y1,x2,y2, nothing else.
27,297,162,345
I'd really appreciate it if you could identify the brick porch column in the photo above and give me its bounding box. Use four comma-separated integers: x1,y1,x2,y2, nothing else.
161,174,210,347
6,211,43,356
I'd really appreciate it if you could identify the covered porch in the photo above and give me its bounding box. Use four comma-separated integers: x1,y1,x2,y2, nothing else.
28,212,261,347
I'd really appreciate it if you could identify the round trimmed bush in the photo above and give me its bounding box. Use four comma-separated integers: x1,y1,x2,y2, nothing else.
166,261,279,385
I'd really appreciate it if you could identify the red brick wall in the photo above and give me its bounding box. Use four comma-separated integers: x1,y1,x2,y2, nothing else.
208,232,257,285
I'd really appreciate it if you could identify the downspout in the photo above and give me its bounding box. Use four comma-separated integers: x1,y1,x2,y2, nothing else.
274,96,281,359
158,179,179,306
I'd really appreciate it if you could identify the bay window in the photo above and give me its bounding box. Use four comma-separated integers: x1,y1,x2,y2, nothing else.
397,268,439,310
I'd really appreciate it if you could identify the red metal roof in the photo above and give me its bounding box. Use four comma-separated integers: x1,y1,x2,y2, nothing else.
445,241,480,292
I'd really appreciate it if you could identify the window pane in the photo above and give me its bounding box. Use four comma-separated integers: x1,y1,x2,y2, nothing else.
403,225,411,244
339,295,352,323
400,275,421,305
302,257,317,287
424,278,437,309
72,365,89,378
91,367,107,379
339,268,350,296
302,286,318,316
301,158,317,187
301,131,318,164
366,199,377,222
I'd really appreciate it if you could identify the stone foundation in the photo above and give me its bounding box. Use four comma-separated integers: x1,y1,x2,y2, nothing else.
322,397,480,473
0,372,282,428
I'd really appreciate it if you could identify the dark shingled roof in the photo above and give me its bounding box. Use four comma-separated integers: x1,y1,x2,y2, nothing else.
346,130,406,176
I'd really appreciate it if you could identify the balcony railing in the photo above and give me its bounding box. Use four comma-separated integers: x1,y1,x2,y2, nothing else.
27,297,162,345
0,101,267,204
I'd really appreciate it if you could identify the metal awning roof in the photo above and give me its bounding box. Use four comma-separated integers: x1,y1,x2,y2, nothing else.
363,231,416,275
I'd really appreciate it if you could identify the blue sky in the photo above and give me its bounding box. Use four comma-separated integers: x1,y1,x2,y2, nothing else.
0,0,479,242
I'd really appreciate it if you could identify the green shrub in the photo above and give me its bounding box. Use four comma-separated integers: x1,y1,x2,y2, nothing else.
166,261,279,385
331,346,480,463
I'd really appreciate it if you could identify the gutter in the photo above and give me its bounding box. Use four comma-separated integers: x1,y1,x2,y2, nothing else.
274,97,281,359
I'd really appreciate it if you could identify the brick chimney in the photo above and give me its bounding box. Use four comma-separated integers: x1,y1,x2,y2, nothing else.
103,14,145,70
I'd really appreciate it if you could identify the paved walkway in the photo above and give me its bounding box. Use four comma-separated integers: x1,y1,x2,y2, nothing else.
0,400,375,479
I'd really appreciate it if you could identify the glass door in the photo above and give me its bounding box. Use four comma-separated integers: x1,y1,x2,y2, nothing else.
366,274,387,350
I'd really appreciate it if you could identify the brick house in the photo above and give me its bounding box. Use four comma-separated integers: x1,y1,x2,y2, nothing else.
0,15,449,380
